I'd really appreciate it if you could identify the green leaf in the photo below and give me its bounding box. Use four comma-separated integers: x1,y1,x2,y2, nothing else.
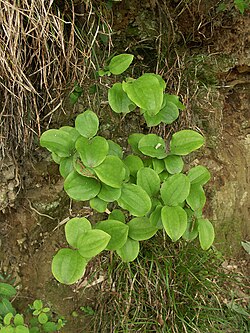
182,209,199,241
14,314,24,326
198,219,214,250
96,219,129,250
15,327,29,333
128,133,145,155
164,155,184,174
38,313,48,324
123,155,144,178
108,209,126,223
160,174,190,206
152,159,165,174
59,156,74,178
93,156,125,188
77,229,111,258
144,100,179,127
170,130,205,155
64,171,101,201
241,241,250,254
73,154,95,178
43,322,57,332
159,170,170,182
60,126,81,142
0,298,15,317
117,183,152,217
108,54,134,75
0,283,16,298
52,249,87,285
136,167,160,196
107,140,123,159
186,184,206,211
75,136,109,168
75,110,99,139
122,74,164,116
149,205,163,229
90,197,108,213
128,217,157,241
40,129,75,157
51,152,61,164
138,134,167,159
143,73,166,91
116,237,140,262
65,217,92,248
161,206,187,241
108,83,136,114
4,313,13,325
187,165,211,185
162,94,185,110
98,184,121,202
33,300,43,310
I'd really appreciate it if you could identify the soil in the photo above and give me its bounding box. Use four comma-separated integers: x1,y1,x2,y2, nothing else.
0,1,249,332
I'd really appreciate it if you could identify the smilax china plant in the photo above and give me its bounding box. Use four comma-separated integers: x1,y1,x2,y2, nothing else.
40,54,215,285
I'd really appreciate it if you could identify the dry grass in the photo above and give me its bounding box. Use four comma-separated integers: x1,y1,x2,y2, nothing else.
0,0,112,157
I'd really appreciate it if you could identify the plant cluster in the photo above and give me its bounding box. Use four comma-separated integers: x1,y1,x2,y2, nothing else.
40,54,215,285
0,283,64,333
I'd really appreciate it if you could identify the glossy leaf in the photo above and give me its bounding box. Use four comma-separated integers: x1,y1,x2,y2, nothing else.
164,155,184,174
162,94,185,110
93,155,125,188
40,129,74,157
160,174,190,206
123,155,144,177
170,130,205,155
96,219,129,250
64,171,100,201
128,217,157,241
77,229,111,257
122,74,163,116
138,134,167,159
52,249,87,285
59,156,74,178
149,205,163,229
144,101,179,127
187,165,211,185
136,167,160,196
186,184,206,211
60,126,81,142
152,159,165,174
90,197,107,213
198,219,215,250
161,205,187,241
108,54,134,75
108,83,136,114
75,110,99,138
65,217,92,248
108,209,126,223
98,183,121,202
73,154,95,178
75,136,109,168
116,237,140,262
107,140,123,159
117,183,152,217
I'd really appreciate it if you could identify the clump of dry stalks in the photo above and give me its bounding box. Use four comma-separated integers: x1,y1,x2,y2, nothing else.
0,0,112,157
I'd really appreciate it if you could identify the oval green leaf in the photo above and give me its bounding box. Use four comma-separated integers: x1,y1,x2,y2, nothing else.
93,155,125,188
198,219,215,250
52,249,87,285
15,326,29,333
40,129,75,157
138,134,167,159
75,110,99,139
96,219,129,250
117,183,152,217
108,209,126,223
186,184,206,211
128,133,145,155
187,165,211,185
65,217,92,248
149,205,163,229
108,54,134,75
136,167,160,196
164,155,184,174
161,205,187,241
107,140,123,159
116,237,140,262
98,183,121,202
77,229,111,258
108,83,136,114
0,283,17,298
90,197,108,213
75,136,109,168
59,156,74,178
64,171,100,201
182,209,199,241
123,155,144,178
128,217,157,241
160,174,190,206
122,74,163,116
170,130,205,155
